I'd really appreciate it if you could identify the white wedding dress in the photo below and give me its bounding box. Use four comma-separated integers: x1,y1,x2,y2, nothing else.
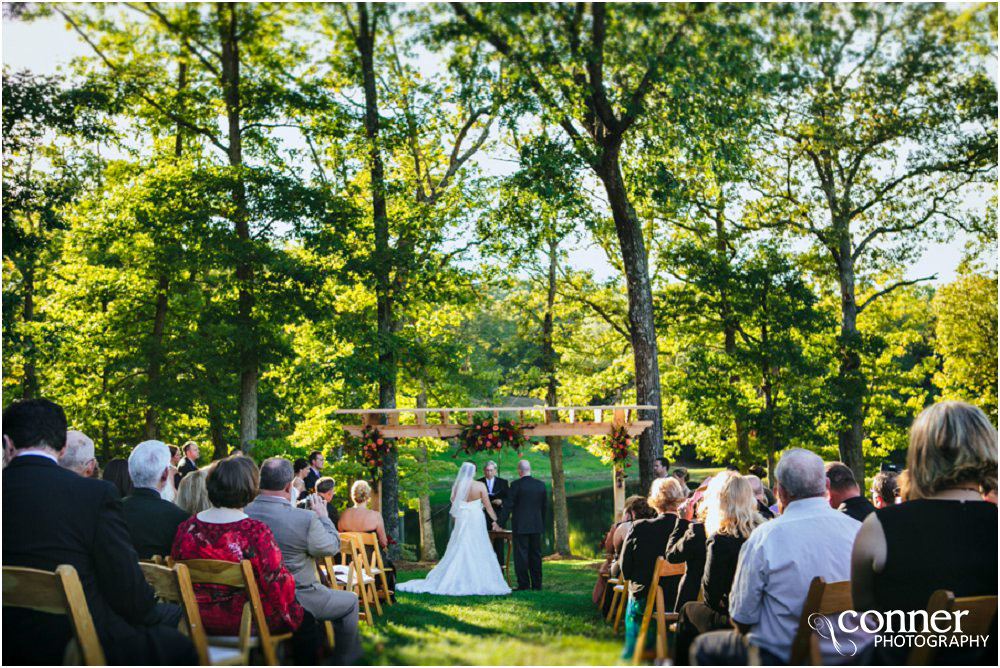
397,464,512,596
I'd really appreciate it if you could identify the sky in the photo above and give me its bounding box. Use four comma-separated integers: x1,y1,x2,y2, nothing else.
2,10,991,287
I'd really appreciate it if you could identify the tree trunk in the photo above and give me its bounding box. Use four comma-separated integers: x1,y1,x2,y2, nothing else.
415,389,438,560
541,241,570,555
354,2,400,559
144,276,169,439
218,2,257,449
594,144,664,492
834,231,866,484
714,214,749,470
21,262,38,399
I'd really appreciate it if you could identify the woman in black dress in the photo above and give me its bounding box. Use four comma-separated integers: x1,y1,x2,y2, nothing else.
852,401,997,665
673,471,764,665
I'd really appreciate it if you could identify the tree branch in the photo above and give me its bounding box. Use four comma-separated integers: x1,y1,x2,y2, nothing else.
857,275,936,314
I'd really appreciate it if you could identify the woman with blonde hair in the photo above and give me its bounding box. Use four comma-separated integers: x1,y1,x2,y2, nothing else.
673,471,764,664
175,466,212,514
337,479,388,547
618,476,688,659
851,401,997,663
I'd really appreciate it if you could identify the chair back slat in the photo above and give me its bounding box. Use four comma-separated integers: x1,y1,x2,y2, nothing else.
177,559,246,588
789,577,852,665
2,564,107,666
657,560,686,578
906,590,999,665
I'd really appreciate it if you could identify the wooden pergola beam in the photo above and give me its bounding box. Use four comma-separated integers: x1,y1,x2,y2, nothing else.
341,420,652,439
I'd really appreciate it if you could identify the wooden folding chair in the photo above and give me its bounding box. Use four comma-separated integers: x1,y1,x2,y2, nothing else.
633,558,685,665
140,561,245,666
906,590,998,665
173,558,292,666
310,559,338,650
608,578,632,632
334,536,380,622
788,576,852,665
341,530,393,606
3,564,106,666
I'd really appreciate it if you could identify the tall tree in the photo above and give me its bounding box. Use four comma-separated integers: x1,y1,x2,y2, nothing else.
448,3,761,488
747,3,997,480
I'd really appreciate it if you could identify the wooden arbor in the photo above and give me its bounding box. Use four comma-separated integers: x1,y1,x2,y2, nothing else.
332,404,655,521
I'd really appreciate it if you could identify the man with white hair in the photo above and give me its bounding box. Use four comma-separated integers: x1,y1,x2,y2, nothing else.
744,473,775,519
691,448,863,665
59,430,98,477
122,440,189,559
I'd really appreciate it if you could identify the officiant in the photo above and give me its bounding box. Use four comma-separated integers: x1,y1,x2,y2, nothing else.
479,460,509,564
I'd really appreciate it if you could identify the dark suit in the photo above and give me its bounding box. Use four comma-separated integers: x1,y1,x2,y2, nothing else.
177,457,198,479
504,475,546,590
757,500,775,520
303,468,321,494
2,455,196,665
666,519,706,610
121,488,190,560
479,475,509,563
838,495,875,523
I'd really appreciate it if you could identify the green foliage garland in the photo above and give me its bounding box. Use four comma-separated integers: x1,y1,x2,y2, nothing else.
601,426,633,468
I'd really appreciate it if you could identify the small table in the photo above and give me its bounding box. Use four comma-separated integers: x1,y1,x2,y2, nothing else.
488,529,514,585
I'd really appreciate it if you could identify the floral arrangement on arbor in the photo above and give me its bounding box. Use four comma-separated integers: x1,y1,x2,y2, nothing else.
456,417,528,457
602,425,633,468
350,425,392,480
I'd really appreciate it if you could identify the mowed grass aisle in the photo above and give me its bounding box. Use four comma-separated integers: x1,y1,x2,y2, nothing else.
361,560,622,665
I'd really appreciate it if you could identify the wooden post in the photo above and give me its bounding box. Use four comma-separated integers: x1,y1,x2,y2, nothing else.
613,463,626,522
363,413,382,511
612,409,626,522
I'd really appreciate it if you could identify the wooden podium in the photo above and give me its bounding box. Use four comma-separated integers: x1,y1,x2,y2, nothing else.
488,529,514,585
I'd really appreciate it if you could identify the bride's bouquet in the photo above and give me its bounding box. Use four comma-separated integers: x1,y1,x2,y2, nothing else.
455,417,528,457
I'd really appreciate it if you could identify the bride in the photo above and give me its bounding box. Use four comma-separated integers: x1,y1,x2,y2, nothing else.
397,461,512,596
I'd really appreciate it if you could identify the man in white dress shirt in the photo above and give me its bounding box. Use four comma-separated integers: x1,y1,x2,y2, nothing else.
691,448,863,665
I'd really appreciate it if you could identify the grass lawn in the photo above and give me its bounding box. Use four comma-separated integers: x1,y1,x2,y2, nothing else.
361,560,623,665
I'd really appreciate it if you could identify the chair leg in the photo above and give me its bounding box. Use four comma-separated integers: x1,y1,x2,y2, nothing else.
613,590,627,633
368,580,383,616
324,620,335,650
606,588,621,623
654,590,668,661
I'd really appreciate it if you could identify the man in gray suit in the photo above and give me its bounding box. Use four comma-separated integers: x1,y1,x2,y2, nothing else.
246,458,361,664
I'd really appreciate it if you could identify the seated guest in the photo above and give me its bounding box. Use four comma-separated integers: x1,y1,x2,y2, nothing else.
825,461,875,522
338,480,388,548
984,480,997,505
852,401,997,664
691,448,863,665
246,458,361,664
314,476,342,525
744,473,775,519
292,458,310,504
123,440,190,559
175,466,212,514
103,457,133,499
178,440,199,478
672,466,690,488
870,469,899,509
171,456,304,637
674,471,764,665
2,399,195,665
619,476,688,659
667,478,714,613
596,496,653,611
59,430,98,477
162,444,181,501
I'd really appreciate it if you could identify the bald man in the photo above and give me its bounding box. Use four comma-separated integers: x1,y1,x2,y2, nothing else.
503,460,547,591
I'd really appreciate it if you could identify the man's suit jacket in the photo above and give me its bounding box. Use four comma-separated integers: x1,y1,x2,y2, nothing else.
178,457,198,479
303,469,320,494
2,455,166,663
478,475,509,525
122,487,190,560
505,475,547,535
244,494,354,620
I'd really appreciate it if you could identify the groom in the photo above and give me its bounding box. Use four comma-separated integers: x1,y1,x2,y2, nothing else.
504,459,546,591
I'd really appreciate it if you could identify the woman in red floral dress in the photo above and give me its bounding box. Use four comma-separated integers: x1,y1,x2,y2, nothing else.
171,456,303,635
